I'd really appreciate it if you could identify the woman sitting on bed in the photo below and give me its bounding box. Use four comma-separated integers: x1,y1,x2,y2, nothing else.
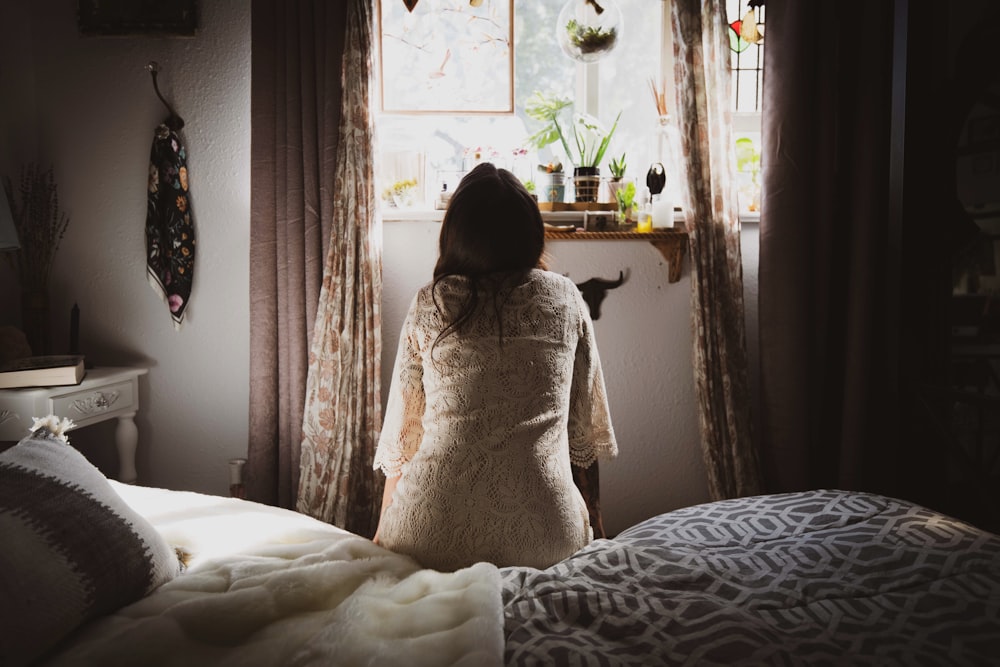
372,162,618,571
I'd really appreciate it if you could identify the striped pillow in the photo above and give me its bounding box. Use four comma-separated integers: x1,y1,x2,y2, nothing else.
0,425,180,666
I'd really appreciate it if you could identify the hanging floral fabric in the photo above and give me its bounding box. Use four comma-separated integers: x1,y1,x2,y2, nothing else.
146,123,195,328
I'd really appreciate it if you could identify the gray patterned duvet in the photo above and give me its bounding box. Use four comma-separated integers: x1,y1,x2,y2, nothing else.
501,490,1000,666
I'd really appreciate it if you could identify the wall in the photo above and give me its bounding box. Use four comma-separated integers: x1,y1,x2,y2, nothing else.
0,0,761,537
0,0,252,493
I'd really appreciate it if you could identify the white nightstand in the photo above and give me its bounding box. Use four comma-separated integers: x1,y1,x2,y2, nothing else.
0,367,148,483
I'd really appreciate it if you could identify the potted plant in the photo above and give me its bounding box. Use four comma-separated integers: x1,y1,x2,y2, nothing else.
522,178,538,202
537,161,565,204
565,19,618,55
614,180,637,226
383,178,418,208
567,111,620,202
607,152,627,203
735,136,762,213
556,0,623,63
523,90,620,203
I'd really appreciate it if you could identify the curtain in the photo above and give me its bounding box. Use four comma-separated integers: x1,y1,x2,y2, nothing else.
672,0,761,500
757,1,896,494
296,0,383,538
248,0,349,507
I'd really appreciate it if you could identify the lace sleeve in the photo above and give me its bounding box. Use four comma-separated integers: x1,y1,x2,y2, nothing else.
567,283,618,467
373,296,426,478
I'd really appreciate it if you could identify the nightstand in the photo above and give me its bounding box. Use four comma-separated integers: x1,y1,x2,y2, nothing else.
0,367,148,483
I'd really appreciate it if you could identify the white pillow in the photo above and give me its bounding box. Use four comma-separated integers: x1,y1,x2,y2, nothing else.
0,423,181,666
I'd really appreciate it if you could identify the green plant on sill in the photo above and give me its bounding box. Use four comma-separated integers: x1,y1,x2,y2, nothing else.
566,19,618,54
383,178,417,200
608,153,627,179
525,91,573,160
735,137,761,182
571,111,620,169
615,181,636,214
524,91,620,170
383,178,419,208
523,179,536,193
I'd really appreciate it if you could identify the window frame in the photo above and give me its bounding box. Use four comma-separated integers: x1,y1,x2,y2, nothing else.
377,0,763,218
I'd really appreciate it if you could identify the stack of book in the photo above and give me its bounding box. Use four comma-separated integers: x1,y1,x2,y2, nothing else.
0,355,86,390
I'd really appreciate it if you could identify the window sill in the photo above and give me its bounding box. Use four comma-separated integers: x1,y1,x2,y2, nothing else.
381,208,691,283
382,208,690,225
382,207,759,225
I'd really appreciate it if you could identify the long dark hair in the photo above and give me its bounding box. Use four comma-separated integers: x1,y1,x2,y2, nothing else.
431,162,545,348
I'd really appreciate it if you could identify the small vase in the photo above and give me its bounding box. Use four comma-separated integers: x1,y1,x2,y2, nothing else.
573,166,601,204
607,177,627,204
391,189,416,209
655,113,684,211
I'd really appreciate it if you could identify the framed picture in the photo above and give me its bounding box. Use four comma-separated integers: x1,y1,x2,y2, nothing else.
378,0,513,114
78,0,197,36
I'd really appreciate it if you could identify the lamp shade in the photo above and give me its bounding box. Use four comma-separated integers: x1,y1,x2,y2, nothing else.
0,188,17,250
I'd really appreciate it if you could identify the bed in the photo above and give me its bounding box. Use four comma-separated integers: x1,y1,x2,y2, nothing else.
3,425,999,666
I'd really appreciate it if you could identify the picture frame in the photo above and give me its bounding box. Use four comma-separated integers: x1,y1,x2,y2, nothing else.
78,0,197,36
377,0,513,114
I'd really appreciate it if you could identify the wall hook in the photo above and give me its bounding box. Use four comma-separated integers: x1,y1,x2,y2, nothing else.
146,61,185,130
575,270,626,320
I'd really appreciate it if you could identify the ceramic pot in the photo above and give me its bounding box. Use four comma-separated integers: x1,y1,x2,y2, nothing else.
573,166,600,203
545,172,566,203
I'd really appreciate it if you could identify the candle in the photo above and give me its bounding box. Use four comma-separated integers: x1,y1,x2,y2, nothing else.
652,195,674,229
69,303,79,354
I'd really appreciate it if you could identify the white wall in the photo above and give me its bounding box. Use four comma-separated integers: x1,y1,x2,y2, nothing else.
0,0,252,493
0,0,762,537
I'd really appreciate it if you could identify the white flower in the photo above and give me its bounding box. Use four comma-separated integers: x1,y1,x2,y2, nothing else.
29,415,76,443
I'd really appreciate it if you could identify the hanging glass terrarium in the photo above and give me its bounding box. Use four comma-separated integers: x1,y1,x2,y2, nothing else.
557,0,623,64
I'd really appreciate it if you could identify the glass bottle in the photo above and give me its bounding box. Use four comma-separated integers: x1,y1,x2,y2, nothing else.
656,113,684,218
636,187,652,233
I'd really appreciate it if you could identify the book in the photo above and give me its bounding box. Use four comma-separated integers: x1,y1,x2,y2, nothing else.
0,355,87,389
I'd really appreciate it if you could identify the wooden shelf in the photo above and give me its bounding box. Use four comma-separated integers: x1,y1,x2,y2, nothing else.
537,202,617,212
543,229,689,283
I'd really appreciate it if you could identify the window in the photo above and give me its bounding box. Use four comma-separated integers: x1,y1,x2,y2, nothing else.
376,0,762,215
727,0,765,213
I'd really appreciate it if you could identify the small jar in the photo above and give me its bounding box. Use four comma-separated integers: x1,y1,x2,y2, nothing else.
229,458,247,499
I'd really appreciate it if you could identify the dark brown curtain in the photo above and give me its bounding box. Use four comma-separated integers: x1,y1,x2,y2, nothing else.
248,0,349,507
758,1,897,494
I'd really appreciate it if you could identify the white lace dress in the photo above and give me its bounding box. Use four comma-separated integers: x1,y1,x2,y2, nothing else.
374,269,617,571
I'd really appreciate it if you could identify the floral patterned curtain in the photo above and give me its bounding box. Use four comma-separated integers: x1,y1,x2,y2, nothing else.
296,0,384,538
672,0,761,500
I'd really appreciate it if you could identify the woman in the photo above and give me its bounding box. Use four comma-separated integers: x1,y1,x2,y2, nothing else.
373,163,617,571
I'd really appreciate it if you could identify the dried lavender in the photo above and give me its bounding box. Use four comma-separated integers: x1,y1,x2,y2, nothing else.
3,164,70,290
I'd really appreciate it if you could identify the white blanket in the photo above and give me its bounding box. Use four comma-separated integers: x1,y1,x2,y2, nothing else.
45,484,504,667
